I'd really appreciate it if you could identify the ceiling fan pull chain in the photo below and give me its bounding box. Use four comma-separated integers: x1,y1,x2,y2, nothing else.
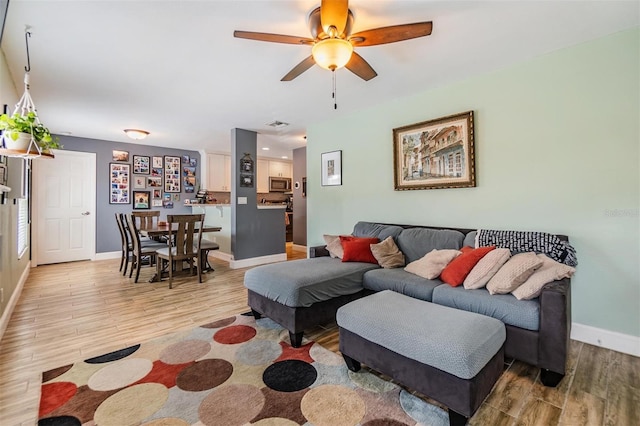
332,70,337,110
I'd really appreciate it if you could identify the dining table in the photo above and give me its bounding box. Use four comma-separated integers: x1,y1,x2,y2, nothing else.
139,223,222,282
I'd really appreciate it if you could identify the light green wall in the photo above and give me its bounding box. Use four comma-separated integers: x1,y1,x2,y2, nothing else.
307,28,640,337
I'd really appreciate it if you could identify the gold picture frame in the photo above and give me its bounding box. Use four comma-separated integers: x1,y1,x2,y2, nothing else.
393,111,475,190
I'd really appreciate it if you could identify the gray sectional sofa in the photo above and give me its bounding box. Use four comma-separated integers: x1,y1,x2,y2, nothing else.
245,221,572,387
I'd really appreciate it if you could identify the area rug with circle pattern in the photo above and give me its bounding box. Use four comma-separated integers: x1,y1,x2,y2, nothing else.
38,313,449,426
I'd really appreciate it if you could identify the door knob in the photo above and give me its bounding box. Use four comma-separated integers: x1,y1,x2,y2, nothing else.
81,211,90,216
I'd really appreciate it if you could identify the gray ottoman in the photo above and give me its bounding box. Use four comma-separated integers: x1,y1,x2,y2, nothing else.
244,257,378,347
337,290,505,426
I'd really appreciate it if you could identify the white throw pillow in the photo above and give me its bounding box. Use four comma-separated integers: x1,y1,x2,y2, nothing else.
463,248,511,289
486,252,543,295
405,249,461,280
323,234,344,259
512,254,576,300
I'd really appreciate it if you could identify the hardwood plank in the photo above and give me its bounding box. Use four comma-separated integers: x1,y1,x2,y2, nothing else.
470,402,515,426
560,388,605,426
515,398,561,426
485,360,538,417
604,380,640,426
572,343,611,399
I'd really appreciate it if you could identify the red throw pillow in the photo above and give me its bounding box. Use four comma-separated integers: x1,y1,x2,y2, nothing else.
340,236,380,264
440,246,496,287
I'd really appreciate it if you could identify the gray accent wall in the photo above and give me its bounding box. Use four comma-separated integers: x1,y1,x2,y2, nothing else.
230,129,285,260
56,135,200,253
292,146,306,245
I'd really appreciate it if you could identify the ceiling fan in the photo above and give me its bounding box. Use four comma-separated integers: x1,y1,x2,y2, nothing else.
234,0,433,82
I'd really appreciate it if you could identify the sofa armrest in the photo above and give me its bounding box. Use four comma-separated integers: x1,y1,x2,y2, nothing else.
538,277,571,375
309,245,330,258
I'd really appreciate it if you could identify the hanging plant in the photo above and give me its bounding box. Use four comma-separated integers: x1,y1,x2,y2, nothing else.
0,111,62,152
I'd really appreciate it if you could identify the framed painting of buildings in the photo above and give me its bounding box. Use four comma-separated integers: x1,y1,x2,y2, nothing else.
393,111,475,190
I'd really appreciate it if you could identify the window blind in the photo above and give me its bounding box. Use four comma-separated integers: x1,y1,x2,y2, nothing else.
17,198,28,258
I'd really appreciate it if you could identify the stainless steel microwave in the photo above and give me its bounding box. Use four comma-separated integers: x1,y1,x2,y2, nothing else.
269,177,291,192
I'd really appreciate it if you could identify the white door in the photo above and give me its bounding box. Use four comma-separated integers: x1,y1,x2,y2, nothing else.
33,150,96,265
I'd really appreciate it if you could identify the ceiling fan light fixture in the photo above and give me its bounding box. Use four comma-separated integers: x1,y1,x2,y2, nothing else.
312,38,353,71
124,129,150,140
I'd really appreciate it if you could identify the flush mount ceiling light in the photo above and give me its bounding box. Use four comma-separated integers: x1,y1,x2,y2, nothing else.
124,129,149,140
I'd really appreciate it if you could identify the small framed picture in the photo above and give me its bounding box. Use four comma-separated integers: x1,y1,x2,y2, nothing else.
112,150,129,162
152,156,163,168
240,174,254,187
189,157,197,167
151,167,162,177
321,150,342,186
133,176,146,189
182,155,190,163
172,193,180,201
152,199,163,207
147,176,162,187
152,189,162,199
163,200,174,209
133,191,150,209
133,155,150,174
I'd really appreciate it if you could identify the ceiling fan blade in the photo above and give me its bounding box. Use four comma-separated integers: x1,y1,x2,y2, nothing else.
345,52,377,81
281,56,316,81
234,30,314,45
350,22,433,47
321,0,349,35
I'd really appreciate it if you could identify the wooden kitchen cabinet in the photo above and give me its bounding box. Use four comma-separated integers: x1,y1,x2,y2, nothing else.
257,159,269,193
207,153,231,191
268,160,292,178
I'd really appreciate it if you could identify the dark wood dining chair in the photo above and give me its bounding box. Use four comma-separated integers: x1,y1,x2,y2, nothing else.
155,214,205,288
115,213,132,276
132,210,160,231
125,213,167,283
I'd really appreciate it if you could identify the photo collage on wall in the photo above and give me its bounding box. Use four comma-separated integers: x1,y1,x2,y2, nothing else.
182,155,197,193
109,162,130,204
110,151,198,208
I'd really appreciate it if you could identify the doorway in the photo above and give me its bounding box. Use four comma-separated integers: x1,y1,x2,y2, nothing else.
32,150,96,265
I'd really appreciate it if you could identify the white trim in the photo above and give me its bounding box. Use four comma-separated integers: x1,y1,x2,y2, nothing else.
210,250,234,263
292,244,307,253
571,322,640,357
95,251,121,261
0,262,30,342
229,253,287,269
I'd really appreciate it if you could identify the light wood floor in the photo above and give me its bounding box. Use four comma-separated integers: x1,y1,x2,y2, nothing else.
0,246,638,426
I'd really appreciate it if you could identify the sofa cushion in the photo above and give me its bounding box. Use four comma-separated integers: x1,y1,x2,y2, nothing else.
512,254,576,300
352,221,404,241
486,252,543,295
363,268,442,301
440,246,496,287
244,257,378,308
341,236,379,264
396,228,466,263
370,236,405,268
463,230,478,248
432,285,540,331
405,249,461,279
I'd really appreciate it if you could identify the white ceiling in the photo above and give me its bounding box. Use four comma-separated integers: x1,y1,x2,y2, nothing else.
2,1,638,159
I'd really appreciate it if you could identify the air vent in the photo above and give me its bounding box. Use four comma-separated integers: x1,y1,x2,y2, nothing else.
265,120,289,128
